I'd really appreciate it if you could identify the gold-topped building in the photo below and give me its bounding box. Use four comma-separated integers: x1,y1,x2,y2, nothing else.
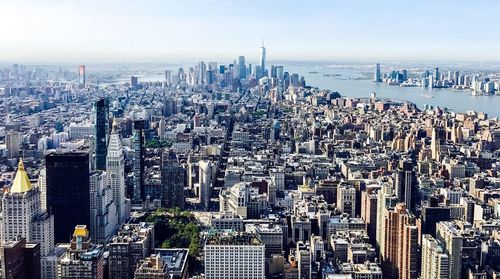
0,159,55,278
10,159,32,193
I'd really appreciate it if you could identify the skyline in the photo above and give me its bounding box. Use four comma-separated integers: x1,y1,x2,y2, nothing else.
1,0,499,63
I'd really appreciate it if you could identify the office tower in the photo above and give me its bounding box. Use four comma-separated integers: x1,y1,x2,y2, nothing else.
199,160,213,210
431,127,446,160
401,69,408,81
337,184,356,217
395,159,418,212
94,98,109,171
134,254,169,279
205,232,265,279
382,203,419,279
420,203,450,237
79,65,86,87
133,120,145,201
259,43,266,77
160,149,185,209
163,97,176,117
374,63,382,82
131,76,138,88
436,222,462,279
57,225,104,279
107,121,129,224
421,235,449,279
46,152,90,243
108,223,154,279
361,186,379,245
1,160,55,258
158,118,166,140
164,70,172,86
296,241,311,279
5,130,20,158
238,56,246,79
89,171,117,244
38,167,47,212
198,61,206,84
434,67,439,81
0,238,41,279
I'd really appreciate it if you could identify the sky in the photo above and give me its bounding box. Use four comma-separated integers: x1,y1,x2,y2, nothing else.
1,0,499,63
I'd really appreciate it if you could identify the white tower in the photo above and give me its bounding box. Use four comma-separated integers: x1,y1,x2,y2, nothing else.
259,41,266,77
107,120,130,224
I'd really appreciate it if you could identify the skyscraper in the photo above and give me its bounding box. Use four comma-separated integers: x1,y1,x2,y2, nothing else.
133,120,145,202
107,121,129,224
94,98,109,171
436,221,462,279
421,234,449,279
374,63,382,82
238,56,246,79
0,238,41,279
1,160,54,258
395,159,418,212
160,149,185,209
46,152,90,243
199,160,213,210
382,203,419,279
5,130,21,158
78,65,86,88
89,171,117,244
259,43,266,77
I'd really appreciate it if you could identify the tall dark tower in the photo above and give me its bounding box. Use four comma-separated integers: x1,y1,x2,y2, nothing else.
94,98,109,171
133,120,145,201
161,149,185,209
45,152,90,243
395,159,418,212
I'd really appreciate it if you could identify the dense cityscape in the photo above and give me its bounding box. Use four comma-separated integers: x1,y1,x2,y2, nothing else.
0,41,499,279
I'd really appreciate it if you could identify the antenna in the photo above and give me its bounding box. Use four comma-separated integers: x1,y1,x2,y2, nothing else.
261,39,264,47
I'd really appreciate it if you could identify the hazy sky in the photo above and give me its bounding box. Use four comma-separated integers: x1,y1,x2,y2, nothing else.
1,0,499,63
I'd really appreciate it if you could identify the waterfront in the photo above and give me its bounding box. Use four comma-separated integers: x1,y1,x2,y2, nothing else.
135,63,500,117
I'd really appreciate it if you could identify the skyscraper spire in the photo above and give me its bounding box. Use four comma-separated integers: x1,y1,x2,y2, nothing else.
10,159,32,193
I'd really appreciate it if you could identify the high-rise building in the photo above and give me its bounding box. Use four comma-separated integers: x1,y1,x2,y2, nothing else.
5,130,21,158
296,241,311,279
259,43,266,78
204,232,265,279
395,160,418,212
107,222,154,279
374,63,382,82
434,67,439,81
198,61,206,85
164,70,172,86
89,171,117,244
46,152,90,243
382,203,419,279
0,238,41,279
107,121,129,224
238,56,246,79
79,65,86,87
133,120,145,201
131,76,138,88
199,160,214,210
337,184,356,217
1,160,54,258
421,234,449,279
160,149,185,209
94,98,109,171
56,225,104,279
436,221,462,279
